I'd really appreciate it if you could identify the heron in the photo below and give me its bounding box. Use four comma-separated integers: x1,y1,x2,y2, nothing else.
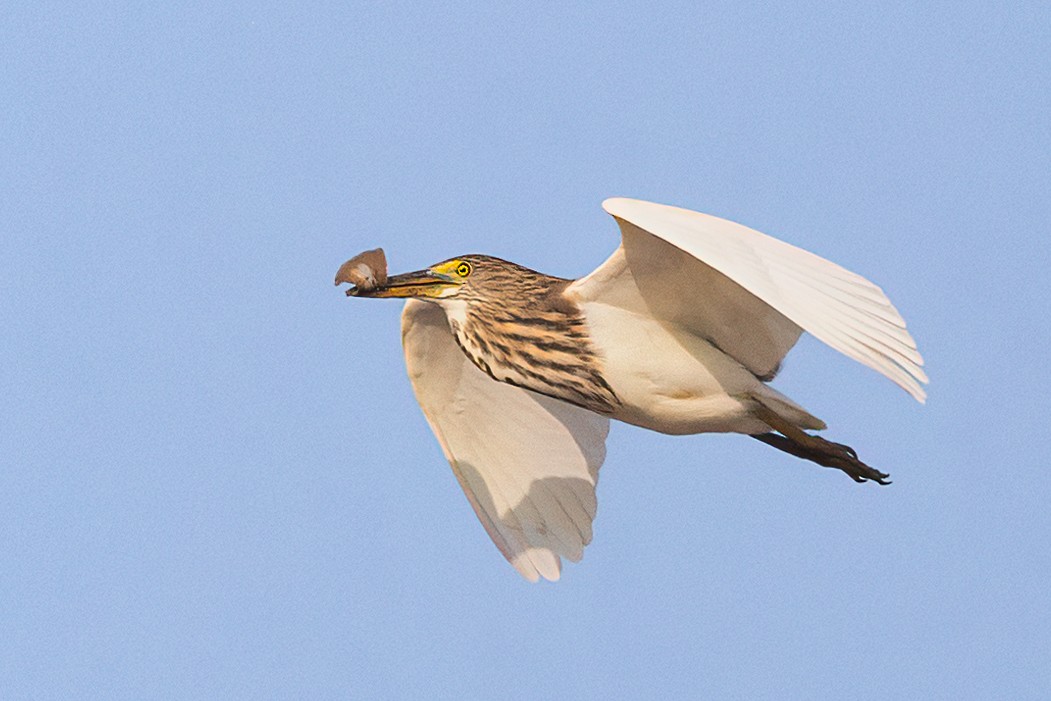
338,197,927,582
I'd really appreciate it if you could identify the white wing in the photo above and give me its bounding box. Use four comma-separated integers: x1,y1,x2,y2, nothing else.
569,198,927,402
401,299,610,582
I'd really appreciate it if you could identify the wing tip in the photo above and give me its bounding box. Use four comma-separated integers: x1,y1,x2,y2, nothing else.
895,368,928,404
512,549,562,583
602,196,649,219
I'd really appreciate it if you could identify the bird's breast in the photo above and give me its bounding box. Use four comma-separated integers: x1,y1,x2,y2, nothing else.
439,297,620,415
579,302,770,434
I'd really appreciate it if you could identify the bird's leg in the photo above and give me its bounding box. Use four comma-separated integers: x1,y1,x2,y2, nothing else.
751,406,890,485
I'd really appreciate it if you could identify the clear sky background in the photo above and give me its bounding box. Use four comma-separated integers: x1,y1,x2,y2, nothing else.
2,2,1049,699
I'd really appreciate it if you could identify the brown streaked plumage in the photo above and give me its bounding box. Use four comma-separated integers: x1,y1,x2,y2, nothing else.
442,256,620,415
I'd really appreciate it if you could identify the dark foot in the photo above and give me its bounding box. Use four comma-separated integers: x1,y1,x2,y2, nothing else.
749,403,893,485
752,432,890,484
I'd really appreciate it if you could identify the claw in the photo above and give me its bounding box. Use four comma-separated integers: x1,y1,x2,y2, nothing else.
751,406,892,486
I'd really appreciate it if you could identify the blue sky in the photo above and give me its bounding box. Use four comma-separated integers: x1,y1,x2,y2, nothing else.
2,2,1049,698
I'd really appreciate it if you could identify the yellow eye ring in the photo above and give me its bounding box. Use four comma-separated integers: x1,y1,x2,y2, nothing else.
455,261,472,277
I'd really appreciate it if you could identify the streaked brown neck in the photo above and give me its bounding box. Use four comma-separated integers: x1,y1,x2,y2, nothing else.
444,264,619,414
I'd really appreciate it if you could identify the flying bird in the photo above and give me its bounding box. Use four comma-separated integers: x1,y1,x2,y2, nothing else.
337,198,927,581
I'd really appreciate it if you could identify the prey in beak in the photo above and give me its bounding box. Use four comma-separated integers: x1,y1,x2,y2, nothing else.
334,248,387,294
335,248,460,299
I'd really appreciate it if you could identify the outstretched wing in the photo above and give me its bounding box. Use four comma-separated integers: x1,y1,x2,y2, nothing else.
401,299,610,582
569,197,927,402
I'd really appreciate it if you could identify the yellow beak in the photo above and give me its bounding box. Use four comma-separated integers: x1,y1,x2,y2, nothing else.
351,269,458,299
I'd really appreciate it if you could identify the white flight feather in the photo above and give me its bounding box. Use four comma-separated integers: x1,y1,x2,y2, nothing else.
577,198,927,402
401,299,609,582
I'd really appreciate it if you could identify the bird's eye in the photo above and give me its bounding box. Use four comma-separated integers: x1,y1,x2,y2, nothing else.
455,261,472,277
